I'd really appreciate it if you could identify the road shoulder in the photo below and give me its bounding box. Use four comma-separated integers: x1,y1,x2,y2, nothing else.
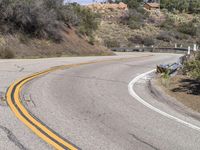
150,77,200,121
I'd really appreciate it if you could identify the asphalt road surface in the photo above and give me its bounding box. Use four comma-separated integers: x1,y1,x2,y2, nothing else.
1,52,200,150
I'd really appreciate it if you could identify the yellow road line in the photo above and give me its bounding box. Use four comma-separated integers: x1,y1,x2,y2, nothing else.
6,55,152,149
7,83,67,150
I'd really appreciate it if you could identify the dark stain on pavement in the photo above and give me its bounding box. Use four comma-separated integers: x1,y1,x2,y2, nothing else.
0,125,28,150
129,133,159,150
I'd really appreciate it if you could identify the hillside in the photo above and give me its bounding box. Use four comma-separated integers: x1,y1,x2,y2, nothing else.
0,27,110,59
0,0,111,59
89,3,200,49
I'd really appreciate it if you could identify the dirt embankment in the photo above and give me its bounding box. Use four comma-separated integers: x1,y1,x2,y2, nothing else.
0,27,112,59
158,76,200,112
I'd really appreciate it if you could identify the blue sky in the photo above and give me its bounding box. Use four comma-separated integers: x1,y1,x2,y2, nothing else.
65,0,105,5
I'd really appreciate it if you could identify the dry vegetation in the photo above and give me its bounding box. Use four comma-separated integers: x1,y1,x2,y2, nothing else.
0,0,111,59
93,4,200,49
158,75,200,112
158,52,200,112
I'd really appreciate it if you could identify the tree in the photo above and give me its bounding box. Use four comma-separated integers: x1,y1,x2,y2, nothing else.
107,0,114,3
189,0,200,13
161,0,200,13
115,0,143,9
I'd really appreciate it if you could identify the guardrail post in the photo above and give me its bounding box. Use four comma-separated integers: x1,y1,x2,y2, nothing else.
194,44,197,51
188,46,191,55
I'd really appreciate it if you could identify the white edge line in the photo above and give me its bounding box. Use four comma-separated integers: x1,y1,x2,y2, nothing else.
128,69,200,132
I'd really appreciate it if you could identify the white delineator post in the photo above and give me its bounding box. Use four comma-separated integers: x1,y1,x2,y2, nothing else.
188,46,191,55
193,44,197,52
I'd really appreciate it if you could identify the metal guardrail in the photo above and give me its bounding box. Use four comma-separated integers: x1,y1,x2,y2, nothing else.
111,47,189,53
156,54,189,75
157,63,182,74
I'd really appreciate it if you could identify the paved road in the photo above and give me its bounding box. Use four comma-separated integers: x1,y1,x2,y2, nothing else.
2,52,200,149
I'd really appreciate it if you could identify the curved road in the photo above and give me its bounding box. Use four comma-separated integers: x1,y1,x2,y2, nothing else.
3,53,200,149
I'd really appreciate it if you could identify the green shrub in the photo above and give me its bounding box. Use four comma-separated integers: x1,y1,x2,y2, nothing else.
128,35,143,44
120,9,146,30
72,4,100,36
88,36,95,45
0,0,100,42
183,51,200,80
0,47,15,59
161,69,171,88
178,21,197,36
197,38,200,45
160,16,175,29
116,0,142,9
156,32,171,42
104,39,120,48
143,37,155,46
161,0,200,14
196,51,200,61
19,34,30,44
128,20,141,29
128,35,154,46
174,32,189,40
183,60,200,80
0,0,63,41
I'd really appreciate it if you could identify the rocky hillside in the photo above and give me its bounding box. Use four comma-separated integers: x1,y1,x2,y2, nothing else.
89,3,200,49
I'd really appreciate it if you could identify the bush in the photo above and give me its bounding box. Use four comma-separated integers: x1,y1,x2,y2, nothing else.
0,0,63,41
174,32,189,40
60,6,80,26
128,35,143,44
0,0,100,42
161,0,200,14
160,16,175,29
183,60,200,80
104,39,120,48
178,21,197,36
72,4,100,36
143,37,155,46
196,52,200,61
88,36,95,45
120,9,146,29
128,35,154,46
116,0,142,9
196,38,200,46
0,47,15,59
128,20,141,29
156,32,171,42
183,51,200,80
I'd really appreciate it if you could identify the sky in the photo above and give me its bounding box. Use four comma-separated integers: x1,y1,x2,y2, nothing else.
65,0,106,5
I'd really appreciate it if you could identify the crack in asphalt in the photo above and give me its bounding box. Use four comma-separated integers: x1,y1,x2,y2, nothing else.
14,64,24,72
66,75,127,84
21,94,36,108
0,92,7,107
48,73,127,84
0,125,28,150
129,133,159,150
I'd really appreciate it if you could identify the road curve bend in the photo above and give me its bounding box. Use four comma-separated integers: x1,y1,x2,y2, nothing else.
6,53,200,150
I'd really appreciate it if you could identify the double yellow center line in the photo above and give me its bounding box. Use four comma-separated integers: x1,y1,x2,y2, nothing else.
6,65,80,150
6,56,151,149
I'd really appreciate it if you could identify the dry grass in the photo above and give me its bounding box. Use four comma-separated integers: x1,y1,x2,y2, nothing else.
0,28,112,59
95,8,200,48
158,75,200,112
